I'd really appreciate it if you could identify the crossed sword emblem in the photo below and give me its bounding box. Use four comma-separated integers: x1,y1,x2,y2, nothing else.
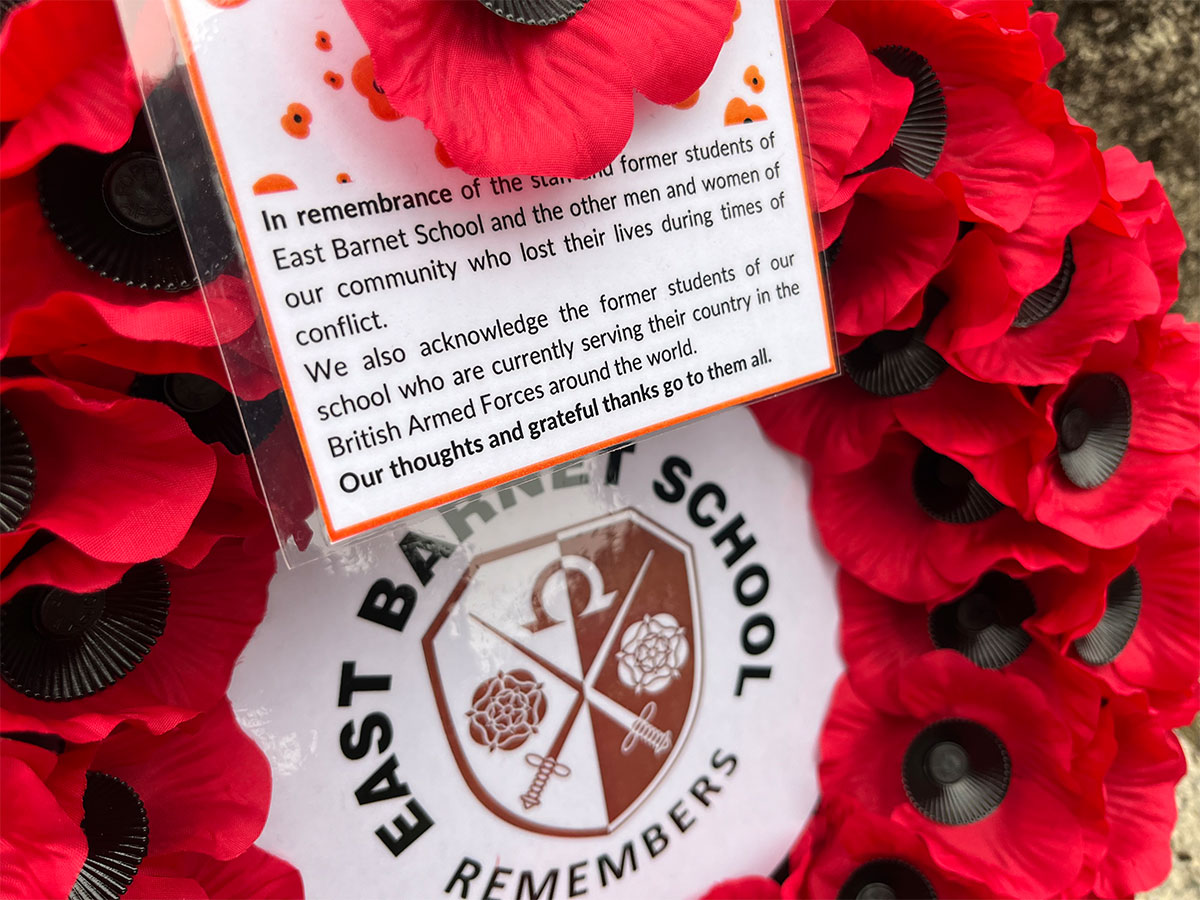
469,550,674,811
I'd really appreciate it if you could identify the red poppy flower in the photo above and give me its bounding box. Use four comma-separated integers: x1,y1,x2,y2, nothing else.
342,0,737,177
791,17,912,210
0,735,88,899
938,0,1034,30
700,875,781,900
913,228,1016,362
930,223,1164,387
837,569,1105,754
124,845,304,899
2,365,281,583
940,0,1070,80
92,702,272,864
164,443,276,568
65,702,273,899
0,542,134,631
811,430,1089,602
1047,499,1200,728
0,174,255,369
1090,149,1186,311
786,0,834,36
826,0,1055,231
0,704,279,900
11,358,308,558
820,168,959,342
781,797,989,900
1085,697,1187,898
1145,313,1200,393
1025,337,1200,549
1,538,274,743
1,376,215,566
1008,541,1138,643
1029,12,1066,78
752,373,897,476
819,654,1094,897
756,363,1047,515
757,229,1039,472
968,85,1101,298
0,0,140,176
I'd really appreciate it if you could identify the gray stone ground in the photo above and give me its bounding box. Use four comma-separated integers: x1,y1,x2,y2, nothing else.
1037,0,1199,319
1034,3,1198,897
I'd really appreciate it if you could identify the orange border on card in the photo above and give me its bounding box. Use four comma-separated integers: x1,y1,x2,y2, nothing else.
167,0,834,543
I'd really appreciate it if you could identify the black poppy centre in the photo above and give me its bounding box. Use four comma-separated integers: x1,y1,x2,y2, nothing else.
0,404,35,533
476,0,589,26
68,772,150,900
838,859,937,900
929,572,1035,669
1073,565,1142,666
1054,373,1132,489
0,563,170,701
129,373,284,455
852,45,948,179
902,718,1010,826
912,447,1004,524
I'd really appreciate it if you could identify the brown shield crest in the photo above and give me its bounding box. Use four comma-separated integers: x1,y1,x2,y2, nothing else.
423,509,702,836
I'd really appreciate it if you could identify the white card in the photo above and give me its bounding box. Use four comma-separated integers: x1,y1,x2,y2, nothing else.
229,407,841,899
167,0,834,541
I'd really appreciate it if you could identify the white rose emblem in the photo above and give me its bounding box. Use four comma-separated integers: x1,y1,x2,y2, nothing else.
615,613,689,695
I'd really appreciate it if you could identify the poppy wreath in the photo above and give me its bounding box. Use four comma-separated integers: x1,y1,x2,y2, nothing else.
1,0,304,895
1,2,1197,900
712,2,1199,898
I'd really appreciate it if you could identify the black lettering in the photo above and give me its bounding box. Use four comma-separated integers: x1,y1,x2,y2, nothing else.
400,531,456,586
653,456,691,503
483,866,513,900
598,842,637,887
339,712,392,760
642,824,668,858
568,861,587,897
358,578,417,632
689,775,722,807
735,665,772,696
669,800,695,833
517,869,559,900
440,495,498,541
711,748,738,776
734,564,769,605
741,614,775,655
338,661,391,707
446,859,482,898
687,482,726,527
376,797,434,857
712,514,756,567
604,445,636,485
552,461,588,489
354,754,409,805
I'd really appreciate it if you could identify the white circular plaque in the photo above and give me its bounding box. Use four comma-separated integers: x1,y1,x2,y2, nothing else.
230,407,840,898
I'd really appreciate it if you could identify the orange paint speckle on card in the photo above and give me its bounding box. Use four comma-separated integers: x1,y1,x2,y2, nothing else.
206,0,249,7
352,55,400,122
724,97,766,126
324,71,344,89
337,172,352,183
673,90,700,110
252,174,298,194
315,31,332,51
282,102,312,138
744,65,764,93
